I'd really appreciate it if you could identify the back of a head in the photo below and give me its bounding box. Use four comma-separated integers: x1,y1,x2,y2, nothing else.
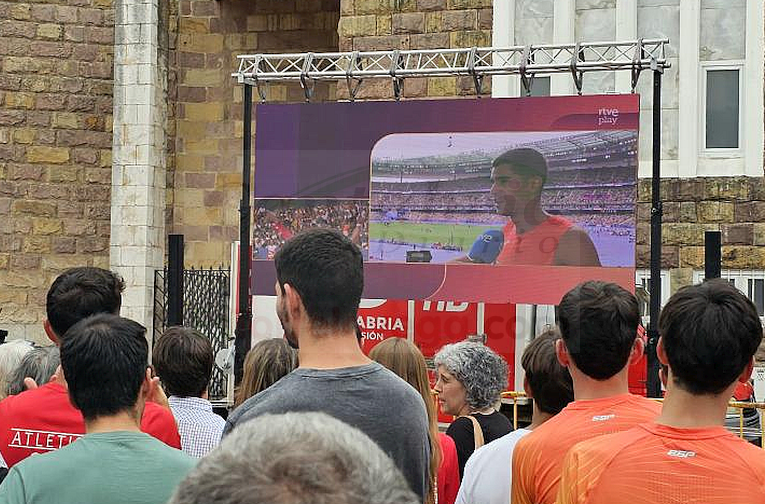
60,314,148,421
492,147,548,184
0,340,33,400
522,328,574,415
434,341,508,410
6,346,60,397
168,411,419,504
153,327,213,398
235,338,297,407
370,338,430,399
558,280,639,380
659,279,763,395
46,267,125,338
275,228,363,331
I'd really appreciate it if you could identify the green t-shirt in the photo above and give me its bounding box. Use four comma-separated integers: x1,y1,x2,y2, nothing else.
0,431,196,504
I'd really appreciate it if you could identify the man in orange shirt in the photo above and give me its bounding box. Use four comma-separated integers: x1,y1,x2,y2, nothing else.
557,279,765,504
511,281,661,504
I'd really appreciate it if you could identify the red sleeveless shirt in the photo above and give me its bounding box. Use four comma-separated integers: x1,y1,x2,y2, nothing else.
495,215,573,266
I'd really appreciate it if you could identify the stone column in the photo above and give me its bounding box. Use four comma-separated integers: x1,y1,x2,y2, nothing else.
111,0,167,333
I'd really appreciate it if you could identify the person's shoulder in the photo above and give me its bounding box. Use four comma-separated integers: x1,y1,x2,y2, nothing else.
11,435,82,473
363,364,427,409
227,376,293,425
570,428,644,461
0,383,74,421
446,416,473,434
517,408,570,448
147,436,197,468
144,401,176,419
548,214,575,229
727,434,765,475
2,382,66,407
470,428,530,464
623,394,663,415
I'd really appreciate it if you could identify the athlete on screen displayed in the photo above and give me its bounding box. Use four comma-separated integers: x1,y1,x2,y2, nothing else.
462,148,601,266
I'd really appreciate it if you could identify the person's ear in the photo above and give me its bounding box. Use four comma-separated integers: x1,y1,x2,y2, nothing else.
43,319,59,346
738,356,755,384
656,337,668,366
628,335,645,366
283,284,304,317
555,339,570,368
523,376,533,399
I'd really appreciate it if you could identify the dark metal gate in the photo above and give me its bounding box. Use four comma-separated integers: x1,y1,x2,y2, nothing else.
153,267,231,402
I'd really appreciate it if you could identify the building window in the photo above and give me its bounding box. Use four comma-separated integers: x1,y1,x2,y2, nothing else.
522,76,550,97
748,279,765,317
703,65,742,151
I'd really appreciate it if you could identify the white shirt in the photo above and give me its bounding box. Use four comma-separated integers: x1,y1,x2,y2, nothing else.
168,396,225,458
455,428,531,504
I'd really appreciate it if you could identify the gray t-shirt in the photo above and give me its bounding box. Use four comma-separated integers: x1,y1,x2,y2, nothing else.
225,362,430,501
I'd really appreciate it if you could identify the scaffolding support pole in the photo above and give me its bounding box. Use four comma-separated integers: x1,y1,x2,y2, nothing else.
234,83,253,385
647,66,663,398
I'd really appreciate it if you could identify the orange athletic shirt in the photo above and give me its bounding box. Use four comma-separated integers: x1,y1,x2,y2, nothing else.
511,393,661,504
557,423,765,504
495,215,573,266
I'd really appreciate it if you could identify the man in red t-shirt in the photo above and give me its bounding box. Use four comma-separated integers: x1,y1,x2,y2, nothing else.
0,267,180,468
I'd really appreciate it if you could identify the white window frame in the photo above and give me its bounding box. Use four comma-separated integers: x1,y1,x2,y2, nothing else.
635,269,670,326
699,61,744,157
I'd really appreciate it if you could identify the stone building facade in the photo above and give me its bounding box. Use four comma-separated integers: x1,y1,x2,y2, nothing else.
0,0,113,340
0,0,764,338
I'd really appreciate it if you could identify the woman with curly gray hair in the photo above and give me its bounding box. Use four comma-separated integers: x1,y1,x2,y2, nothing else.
434,341,511,477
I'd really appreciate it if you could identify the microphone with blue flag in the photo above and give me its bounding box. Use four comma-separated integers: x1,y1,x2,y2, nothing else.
467,229,504,263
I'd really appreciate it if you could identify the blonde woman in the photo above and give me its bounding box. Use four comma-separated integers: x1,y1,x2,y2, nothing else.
370,338,459,504
234,339,297,408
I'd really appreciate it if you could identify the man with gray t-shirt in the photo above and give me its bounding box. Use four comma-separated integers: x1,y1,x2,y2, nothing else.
224,229,430,501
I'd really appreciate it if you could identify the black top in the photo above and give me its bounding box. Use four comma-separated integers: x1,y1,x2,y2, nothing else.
446,410,513,478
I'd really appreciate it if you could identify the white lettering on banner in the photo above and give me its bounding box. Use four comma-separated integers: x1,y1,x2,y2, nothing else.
421,301,469,312
9,428,82,451
363,331,385,341
357,315,405,332
597,108,619,126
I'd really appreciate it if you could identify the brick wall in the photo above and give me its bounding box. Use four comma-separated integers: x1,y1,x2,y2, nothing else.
337,0,492,100
168,0,340,266
0,0,113,341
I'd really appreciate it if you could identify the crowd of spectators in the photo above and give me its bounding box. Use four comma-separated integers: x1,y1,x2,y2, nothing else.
253,202,369,253
0,229,762,504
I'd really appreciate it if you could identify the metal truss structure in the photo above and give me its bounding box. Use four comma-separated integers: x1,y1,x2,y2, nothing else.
232,39,671,397
233,39,669,101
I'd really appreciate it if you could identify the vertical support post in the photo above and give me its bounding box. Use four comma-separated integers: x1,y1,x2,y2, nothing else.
705,231,722,280
167,234,184,326
647,68,663,398
235,83,253,385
